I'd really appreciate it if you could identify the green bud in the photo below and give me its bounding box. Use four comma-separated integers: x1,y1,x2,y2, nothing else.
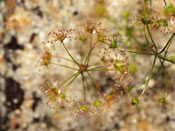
159,97,166,104
165,5,175,15
97,34,105,42
96,5,106,16
93,100,102,107
101,56,105,62
58,94,66,99
129,64,137,73
80,106,88,111
170,56,175,62
127,85,133,93
122,11,130,19
114,60,123,73
110,40,117,48
105,95,113,102
131,98,139,106
79,36,87,42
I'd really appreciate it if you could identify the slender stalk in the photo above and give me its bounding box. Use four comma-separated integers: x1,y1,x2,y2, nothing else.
63,72,80,92
158,54,175,64
150,0,152,11
86,71,105,96
164,43,171,57
53,55,74,63
126,50,155,55
144,33,150,46
60,72,80,87
146,24,158,52
88,68,114,72
88,66,109,70
158,58,169,97
141,55,157,96
84,76,94,96
84,46,94,65
81,73,86,104
62,42,80,67
89,34,92,49
163,0,167,6
159,33,175,54
51,62,79,70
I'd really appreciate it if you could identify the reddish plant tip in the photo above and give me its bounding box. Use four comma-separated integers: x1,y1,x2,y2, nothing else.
83,21,103,34
105,95,117,103
42,51,52,66
48,32,66,43
80,64,88,72
48,29,73,43
48,88,58,99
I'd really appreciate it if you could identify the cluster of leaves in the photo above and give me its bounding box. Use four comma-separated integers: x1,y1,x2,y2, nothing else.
38,21,130,116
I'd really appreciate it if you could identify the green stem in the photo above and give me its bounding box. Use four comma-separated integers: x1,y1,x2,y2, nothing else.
53,55,74,63
84,75,94,97
149,0,152,11
164,43,171,57
126,50,155,55
144,33,150,46
51,63,79,70
86,71,105,96
88,66,107,70
62,43,80,67
159,33,175,54
126,51,174,64
84,46,94,65
158,54,175,64
163,0,167,6
81,73,86,104
141,55,157,96
88,68,113,72
146,24,158,52
63,72,80,92
158,58,169,97
60,72,79,87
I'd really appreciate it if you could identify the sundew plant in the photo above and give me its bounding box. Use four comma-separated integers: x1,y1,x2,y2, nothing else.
38,0,175,116
39,21,130,116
